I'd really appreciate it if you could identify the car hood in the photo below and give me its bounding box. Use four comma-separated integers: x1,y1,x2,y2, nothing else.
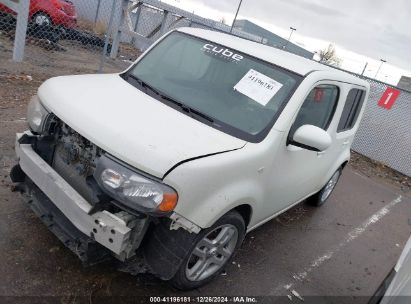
38,74,246,178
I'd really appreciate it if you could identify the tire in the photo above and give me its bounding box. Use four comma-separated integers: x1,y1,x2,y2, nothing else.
170,211,245,290
57,25,67,37
32,12,52,27
307,168,342,207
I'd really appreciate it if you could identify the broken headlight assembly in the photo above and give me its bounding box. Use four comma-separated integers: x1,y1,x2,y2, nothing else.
27,95,50,134
94,155,178,215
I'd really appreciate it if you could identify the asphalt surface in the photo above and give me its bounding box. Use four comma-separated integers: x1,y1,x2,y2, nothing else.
1,134,411,304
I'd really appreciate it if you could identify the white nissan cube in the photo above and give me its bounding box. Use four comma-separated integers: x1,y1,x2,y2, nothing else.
11,28,369,289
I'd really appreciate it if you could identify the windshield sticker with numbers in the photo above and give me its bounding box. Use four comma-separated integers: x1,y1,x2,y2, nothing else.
234,69,283,106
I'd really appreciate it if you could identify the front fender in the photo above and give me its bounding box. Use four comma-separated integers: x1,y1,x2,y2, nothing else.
179,178,261,229
163,149,266,230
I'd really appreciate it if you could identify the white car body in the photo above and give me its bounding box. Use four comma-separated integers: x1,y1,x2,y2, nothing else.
13,27,370,287
375,236,411,303
37,28,369,230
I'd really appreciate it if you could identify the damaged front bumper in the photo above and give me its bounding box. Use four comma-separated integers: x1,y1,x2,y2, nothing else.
14,132,149,261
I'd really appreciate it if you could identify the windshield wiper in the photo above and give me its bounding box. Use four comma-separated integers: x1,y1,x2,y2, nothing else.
127,74,162,96
159,94,215,123
181,104,215,123
127,74,215,124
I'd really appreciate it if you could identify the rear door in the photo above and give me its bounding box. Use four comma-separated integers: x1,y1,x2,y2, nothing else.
335,87,367,155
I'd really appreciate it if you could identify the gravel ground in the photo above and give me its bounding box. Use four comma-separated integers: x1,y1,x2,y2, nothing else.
350,151,411,195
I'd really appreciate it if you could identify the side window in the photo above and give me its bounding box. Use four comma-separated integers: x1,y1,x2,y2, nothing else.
337,89,366,132
291,85,340,135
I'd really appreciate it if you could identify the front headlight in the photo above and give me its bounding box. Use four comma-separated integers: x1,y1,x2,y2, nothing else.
27,95,49,133
94,155,178,215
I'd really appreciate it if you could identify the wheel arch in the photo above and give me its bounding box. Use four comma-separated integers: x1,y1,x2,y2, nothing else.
143,207,250,283
322,151,350,186
232,204,253,229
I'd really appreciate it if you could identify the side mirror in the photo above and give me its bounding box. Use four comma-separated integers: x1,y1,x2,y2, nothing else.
291,125,332,152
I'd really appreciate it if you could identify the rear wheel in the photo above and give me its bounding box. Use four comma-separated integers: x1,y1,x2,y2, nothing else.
307,168,342,206
171,211,245,290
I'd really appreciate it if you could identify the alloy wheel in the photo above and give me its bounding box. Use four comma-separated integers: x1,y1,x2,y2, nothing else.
34,14,51,26
185,224,238,282
321,170,340,202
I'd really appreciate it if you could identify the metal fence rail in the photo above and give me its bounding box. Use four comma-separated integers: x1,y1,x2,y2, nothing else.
110,0,268,61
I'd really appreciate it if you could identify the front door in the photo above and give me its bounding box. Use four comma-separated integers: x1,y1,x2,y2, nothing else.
266,82,342,217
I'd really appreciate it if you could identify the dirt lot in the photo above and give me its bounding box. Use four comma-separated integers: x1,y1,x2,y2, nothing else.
1,34,411,302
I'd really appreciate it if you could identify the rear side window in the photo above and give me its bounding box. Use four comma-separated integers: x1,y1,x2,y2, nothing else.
337,89,366,132
291,85,340,135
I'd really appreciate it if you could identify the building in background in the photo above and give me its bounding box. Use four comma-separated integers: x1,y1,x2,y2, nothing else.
397,76,411,91
233,19,314,59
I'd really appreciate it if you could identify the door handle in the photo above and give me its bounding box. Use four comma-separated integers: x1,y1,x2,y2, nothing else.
343,140,350,146
317,151,326,156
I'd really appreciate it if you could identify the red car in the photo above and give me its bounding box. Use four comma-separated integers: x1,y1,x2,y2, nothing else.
0,0,77,29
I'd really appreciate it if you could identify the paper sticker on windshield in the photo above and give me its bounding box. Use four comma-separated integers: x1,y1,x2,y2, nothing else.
234,69,283,106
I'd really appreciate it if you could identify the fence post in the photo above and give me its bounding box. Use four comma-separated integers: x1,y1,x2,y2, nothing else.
159,10,170,35
12,0,30,62
131,3,142,45
98,0,117,73
94,0,102,27
110,0,128,59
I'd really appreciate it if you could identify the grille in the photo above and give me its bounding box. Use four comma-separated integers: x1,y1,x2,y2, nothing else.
51,123,102,204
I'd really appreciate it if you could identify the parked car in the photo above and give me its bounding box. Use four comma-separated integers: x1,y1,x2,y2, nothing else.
369,235,411,304
10,27,370,290
0,0,76,29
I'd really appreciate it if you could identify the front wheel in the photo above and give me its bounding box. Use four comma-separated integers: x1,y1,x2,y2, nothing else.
307,168,342,207
171,211,245,290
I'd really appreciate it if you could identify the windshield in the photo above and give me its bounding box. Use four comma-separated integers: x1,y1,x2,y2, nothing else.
126,32,301,142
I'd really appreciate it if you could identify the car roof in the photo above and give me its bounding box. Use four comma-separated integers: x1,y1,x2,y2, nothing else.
177,27,368,88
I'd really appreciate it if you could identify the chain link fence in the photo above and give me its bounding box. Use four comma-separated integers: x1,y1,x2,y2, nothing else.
0,0,304,70
0,1,410,176
352,79,411,177
0,0,130,73
112,0,268,63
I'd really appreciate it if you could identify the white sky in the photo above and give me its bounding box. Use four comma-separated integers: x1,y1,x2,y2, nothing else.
162,0,411,85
